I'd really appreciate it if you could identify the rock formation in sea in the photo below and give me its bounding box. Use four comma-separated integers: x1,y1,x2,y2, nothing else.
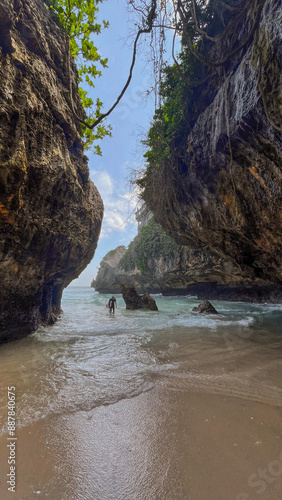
92,216,282,302
0,0,103,342
92,218,239,294
92,246,128,294
137,0,282,299
121,284,158,311
192,301,218,315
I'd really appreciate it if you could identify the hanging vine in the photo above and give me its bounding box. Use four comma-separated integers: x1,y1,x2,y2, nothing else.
46,0,267,158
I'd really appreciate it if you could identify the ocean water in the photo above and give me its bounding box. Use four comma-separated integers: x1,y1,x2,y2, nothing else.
0,286,282,435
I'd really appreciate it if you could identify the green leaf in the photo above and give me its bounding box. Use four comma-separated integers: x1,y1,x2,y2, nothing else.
46,0,109,155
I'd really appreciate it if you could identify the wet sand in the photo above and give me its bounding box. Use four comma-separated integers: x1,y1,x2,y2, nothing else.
1,385,282,500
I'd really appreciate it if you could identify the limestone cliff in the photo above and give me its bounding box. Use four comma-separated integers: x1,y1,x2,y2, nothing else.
92,246,128,294
139,0,282,293
0,0,103,342
92,219,246,297
93,217,282,301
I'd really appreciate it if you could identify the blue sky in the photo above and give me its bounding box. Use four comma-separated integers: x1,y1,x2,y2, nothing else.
71,0,156,286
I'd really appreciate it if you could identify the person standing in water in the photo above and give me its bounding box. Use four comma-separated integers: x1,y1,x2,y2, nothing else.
108,296,117,314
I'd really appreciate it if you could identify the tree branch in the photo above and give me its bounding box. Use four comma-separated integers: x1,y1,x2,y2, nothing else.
218,0,245,12
178,0,261,68
190,0,221,42
69,0,157,131
171,19,212,87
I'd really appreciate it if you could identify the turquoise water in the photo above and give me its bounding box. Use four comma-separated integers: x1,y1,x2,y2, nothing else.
0,287,282,434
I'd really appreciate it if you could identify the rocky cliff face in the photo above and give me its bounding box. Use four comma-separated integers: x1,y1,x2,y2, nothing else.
0,0,103,342
92,246,128,294
93,243,240,295
93,234,282,302
92,220,257,298
141,0,282,291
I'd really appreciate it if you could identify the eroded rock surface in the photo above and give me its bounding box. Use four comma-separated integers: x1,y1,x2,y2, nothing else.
92,246,128,294
0,0,103,342
192,301,218,315
142,0,282,289
92,219,281,301
93,242,242,294
121,284,158,311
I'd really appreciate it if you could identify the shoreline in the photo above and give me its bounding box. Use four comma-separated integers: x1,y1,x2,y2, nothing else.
2,286,281,346
92,283,282,304
1,386,282,500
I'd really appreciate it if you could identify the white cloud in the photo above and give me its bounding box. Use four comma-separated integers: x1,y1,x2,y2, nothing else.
91,170,113,199
90,170,141,239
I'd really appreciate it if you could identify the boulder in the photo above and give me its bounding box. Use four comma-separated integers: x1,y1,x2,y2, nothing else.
192,301,218,314
121,284,158,311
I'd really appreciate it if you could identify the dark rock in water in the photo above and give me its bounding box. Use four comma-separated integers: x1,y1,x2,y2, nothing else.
0,0,103,343
121,284,158,311
192,301,218,314
141,293,159,311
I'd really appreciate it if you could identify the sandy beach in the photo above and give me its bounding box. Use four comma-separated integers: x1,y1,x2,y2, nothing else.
1,292,282,499
1,0,281,497
1,384,282,500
